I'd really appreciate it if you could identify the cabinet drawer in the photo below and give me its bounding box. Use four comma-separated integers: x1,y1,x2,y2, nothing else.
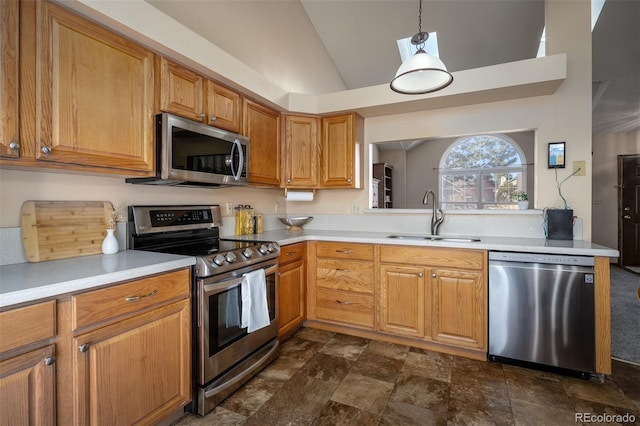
72,268,190,331
316,289,373,328
316,259,373,294
380,245,485,270
316,242,373,261
279,243,305,264
0,301,56,354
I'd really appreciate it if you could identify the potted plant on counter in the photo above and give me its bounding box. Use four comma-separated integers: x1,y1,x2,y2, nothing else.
513,191,529,210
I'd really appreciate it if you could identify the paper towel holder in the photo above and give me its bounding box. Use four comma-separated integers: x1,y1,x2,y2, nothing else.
282,188,316,198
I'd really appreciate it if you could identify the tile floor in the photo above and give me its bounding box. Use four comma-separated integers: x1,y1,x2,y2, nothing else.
175,327,640,425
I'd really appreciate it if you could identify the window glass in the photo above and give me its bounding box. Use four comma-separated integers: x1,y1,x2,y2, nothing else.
440,135,527,210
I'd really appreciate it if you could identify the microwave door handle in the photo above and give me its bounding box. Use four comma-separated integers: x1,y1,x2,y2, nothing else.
232,139,243,181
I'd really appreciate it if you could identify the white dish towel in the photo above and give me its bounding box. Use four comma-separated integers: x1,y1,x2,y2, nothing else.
240,268,270,332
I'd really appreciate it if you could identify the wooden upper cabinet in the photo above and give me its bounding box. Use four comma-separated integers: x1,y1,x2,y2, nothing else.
158,56,205,122
206,81,242,133
243,98,281,186
282,114,319,188
32,1,155,175
320,113,363,189
0,0,19,159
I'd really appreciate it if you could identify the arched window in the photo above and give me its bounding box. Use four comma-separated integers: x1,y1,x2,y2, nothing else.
439,134,527,210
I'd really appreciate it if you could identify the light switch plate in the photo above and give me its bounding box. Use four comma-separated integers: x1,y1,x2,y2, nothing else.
573,161,586,176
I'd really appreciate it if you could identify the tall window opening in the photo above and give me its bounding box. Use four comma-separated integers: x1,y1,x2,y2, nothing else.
439,134,527,210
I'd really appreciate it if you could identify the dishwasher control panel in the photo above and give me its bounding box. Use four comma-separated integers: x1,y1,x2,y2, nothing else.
489,251,595,267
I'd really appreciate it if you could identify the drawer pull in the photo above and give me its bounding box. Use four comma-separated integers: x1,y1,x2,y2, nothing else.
336,299,352,305
336,268,352,272
335,250,352,254
285,252,296,256
125,289,158,302
44,356,56,366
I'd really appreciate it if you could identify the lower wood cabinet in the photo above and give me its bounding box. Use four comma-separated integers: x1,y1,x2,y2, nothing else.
307,241,375,330
378,264,428,339
72,299,191,425
278,243,306,338
57,267,192,425
377,245,487,353
431,268,485,349
0,300,56,425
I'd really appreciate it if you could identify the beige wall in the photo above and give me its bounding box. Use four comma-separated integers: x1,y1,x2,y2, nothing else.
1,1,595,240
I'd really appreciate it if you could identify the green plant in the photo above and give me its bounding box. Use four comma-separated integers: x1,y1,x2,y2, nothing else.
513,191,528,201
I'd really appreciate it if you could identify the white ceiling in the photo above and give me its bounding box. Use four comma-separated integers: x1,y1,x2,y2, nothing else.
147,0,638,134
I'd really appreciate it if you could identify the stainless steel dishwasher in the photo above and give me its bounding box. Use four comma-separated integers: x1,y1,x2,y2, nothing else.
488,251,596,377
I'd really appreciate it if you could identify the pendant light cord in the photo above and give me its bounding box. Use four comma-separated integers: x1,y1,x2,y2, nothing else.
418,0,422,35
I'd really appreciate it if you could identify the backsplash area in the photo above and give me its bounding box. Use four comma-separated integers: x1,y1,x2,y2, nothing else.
2,210,583,266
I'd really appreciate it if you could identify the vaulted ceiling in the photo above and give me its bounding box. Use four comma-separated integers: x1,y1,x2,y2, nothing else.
147,0,638,134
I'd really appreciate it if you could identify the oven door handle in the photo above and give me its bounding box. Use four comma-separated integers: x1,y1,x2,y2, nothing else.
201,263,278,296
203,338,279,398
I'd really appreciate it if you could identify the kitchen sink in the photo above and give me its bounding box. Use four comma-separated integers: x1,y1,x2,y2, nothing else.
387,234,481,242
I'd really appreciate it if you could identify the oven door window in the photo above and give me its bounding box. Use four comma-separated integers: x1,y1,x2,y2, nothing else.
207,272,276,355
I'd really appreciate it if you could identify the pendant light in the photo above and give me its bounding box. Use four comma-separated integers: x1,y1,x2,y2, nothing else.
390,0,453,94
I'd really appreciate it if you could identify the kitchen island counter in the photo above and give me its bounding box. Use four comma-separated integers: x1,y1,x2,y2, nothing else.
225,229,619,257
0,251,195,308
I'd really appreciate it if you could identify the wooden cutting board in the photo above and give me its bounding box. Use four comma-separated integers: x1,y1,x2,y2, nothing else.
20,201,115,262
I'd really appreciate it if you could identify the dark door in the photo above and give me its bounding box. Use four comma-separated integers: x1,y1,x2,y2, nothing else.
619,155,640,266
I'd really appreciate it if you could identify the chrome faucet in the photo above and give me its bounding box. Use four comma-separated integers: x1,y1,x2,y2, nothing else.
422,190,445,235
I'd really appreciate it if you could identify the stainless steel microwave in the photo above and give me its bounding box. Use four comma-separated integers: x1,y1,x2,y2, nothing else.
127,113,248,187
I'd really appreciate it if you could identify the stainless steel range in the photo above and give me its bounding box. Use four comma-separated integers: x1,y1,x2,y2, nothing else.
128,205,280,416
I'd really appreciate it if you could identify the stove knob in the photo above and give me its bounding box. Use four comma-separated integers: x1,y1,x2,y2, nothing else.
212,254,226,266
267,242,279,253
258,244,268,254
242,248,253,258
225,252,237,263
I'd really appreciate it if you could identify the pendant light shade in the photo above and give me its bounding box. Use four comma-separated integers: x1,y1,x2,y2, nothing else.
390,1,453,94
390,49,453,94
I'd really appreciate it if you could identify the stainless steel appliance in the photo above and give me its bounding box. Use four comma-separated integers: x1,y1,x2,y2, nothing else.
127,113,248,187
488,251,596,378
128,205,280,416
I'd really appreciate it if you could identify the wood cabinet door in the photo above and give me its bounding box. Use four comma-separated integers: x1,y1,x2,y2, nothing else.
205,81,241,133
72,299,191,425
431,268,486,349
320,113,361,188
278,259,305,338
243,98,280,186
158,57,205,122
282,115,319,188
0,345,55,426
0,0,19,159
379,264,427,338
35,2,155,175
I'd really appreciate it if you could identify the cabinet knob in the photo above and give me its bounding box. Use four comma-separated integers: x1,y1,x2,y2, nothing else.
623,215,631,219
417,272,423,277
44,356,56,366
432,273,437,278
9,141,19,151
79,344,90,353
198,113,205,119
41,146,51,156
210,116,217,122
347,178,352,183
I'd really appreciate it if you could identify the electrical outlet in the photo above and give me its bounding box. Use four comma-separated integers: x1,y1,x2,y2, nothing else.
351,203,360,213
573,161,586,176
225,202,233,215
274,202,280,213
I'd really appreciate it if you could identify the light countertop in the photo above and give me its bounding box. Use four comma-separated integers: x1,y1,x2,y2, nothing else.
0,229,618,309
226,229,620,257
0,251,195,309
